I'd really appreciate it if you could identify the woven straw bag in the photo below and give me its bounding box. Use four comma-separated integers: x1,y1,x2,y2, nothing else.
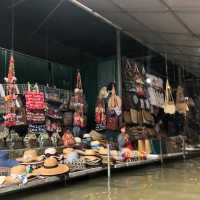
163,80,175,114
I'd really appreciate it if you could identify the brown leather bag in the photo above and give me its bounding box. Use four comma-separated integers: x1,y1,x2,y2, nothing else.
123,111,132,125
142,110,154,125
63,112,73,126
130,109,138,124
106,115,119,131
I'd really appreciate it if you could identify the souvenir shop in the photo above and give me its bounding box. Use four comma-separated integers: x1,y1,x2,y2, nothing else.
0,49,196,191
0,0,199,194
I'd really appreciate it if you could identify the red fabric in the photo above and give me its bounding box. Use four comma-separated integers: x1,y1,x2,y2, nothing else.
25,91,45,110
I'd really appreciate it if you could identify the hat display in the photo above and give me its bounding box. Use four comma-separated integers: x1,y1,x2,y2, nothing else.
16,149,43,164
45,148,57,156
83,149,97,156
33,157,69,176
0,176,6,185
3,165,29,185
83,134,91,139
98,147,109,156
64,151,79,163
83,156,101,166
63,148,74,156
74,137,82,144
90,141,101,149
0,151,19,167
89,130,103,141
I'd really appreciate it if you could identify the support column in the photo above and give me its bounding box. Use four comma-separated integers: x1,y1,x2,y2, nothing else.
116,30,122,97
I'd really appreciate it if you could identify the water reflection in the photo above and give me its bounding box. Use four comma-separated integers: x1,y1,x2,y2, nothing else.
14,158,200,200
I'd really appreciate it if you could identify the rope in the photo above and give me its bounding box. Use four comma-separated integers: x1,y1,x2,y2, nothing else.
11,0,15,54
165,53,168,79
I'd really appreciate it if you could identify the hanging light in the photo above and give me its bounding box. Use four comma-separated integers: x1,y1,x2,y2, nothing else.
146,77,152,84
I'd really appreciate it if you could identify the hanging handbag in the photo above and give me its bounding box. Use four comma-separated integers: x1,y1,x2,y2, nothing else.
106,115,119,131
123,111,132,125
175,86,189,114
130,109,138,124
95,99,106,124
108,85,122,116
80,115,87,128
73,112,81,127
136,84,145,97
163,80,176,114
137,110,143,126
63,112,73,126
142,110,154,125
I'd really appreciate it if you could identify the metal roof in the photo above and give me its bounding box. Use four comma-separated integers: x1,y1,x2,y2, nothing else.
74,0,200,75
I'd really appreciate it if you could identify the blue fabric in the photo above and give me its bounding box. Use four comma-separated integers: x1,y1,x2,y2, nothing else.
0,151,19,167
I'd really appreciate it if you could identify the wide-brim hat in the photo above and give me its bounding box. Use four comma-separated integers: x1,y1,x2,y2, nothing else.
98,148,109,156
63,148,74,156
83,156,101,162
74,137,82,144
2,165,34,185
45,147,57,156
33,164,69,176
83,134,91,139
33,157,69,176
16,149,43,164
83,149,97,156
89,130,103,141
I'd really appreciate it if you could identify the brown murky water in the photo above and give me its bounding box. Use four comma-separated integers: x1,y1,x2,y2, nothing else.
14,158,200,200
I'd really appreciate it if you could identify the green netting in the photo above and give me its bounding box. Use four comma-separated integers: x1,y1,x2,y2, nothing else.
0,48,76,89
97,58,116,90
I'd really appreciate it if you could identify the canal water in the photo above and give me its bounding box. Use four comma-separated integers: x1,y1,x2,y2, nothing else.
14,158,200,200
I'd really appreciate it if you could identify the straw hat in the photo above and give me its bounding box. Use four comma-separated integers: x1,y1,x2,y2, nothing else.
98,147,109,155
89,130,103,141
83,156,100,162
83,149,97,156
16,149,43,164
83,134,91,139
0,176,6,185
110,150,120,160
3,165,27,185
74,137,82,144
45,148,57,156
63,148,74,156
33,157,69,176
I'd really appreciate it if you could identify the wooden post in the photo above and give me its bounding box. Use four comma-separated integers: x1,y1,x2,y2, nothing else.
107,143,111,178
